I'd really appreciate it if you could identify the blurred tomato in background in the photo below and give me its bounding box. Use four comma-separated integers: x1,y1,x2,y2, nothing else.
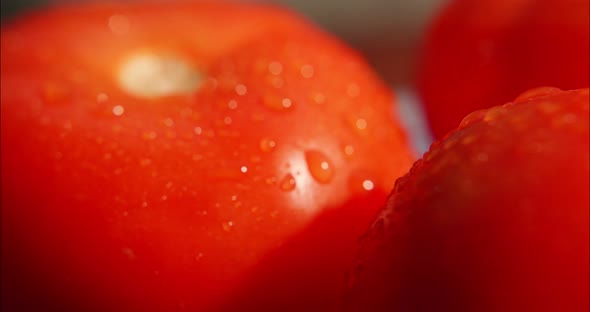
418,0,590,139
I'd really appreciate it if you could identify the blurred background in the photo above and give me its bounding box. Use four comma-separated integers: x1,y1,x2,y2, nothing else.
1,0,445,153
1,0,445,86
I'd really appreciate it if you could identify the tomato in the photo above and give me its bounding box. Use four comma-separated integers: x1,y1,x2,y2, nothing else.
0,2,415,311
346,88,590,312
417,0,590,139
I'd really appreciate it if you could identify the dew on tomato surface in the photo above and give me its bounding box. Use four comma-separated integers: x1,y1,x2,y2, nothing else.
268,61,283,75
362,180,375,191
163,118,174,127
263,95,294,111
96,93,109,103
112,105,125,116
514,86,562,103
279,173,297,191
343,145,355,157
313,92,326,104
281,98,292,108
235,84,247,96
195,252,204,261
142,131,158,140
259,138,277,152
459,109,487,129
122,247,136,260
227,100,238,110
304,150,334,184
300,64,314,78
355,118,367,131
222,221,235,232
268,76,285,88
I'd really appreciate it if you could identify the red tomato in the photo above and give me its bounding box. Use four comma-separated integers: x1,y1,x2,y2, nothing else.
346,88,590,312
0,2,414,312
417,0,590,139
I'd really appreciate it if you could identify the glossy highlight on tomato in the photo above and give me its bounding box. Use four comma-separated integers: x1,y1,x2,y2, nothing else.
0,2,414,311
347,88,590,312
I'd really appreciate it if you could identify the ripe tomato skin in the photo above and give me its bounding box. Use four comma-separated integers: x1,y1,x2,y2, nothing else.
0,3,414,312
418,0,590,139
346,88,590,312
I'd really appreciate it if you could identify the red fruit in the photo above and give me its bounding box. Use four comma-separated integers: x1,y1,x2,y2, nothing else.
346,88,590,312
0,3,414,312
418,0,590,139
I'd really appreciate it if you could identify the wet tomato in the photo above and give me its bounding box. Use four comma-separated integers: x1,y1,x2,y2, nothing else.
347,88,590,312
0,2,414,312
418,0,590,138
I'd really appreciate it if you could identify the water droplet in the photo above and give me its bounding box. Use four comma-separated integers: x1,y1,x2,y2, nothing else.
282,98,292,108
113,105,125,116
240,166,248,173
269,76,284,88
268,61,283,75
305,150,334,184
344,145,355,156
263,95,294,111
235,84,247,96
142,131,157,140
259,138,277,152
300,64,314,78
140,158,152,166
279,174,297,191
194,127,203,135
223,116,232,125
483,106,505,122
108,14,130,35
313,93,325,104
355,118,367,130
222,221,234,232
362,180,375,191
459,109,486,128
96,93,109,103
514,86,562,103
163,118,174,127
227,100,238,109
122,247,136,260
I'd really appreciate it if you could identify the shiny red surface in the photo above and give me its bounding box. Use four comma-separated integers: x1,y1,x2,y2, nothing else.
348,88,590,312
0,3,414,311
